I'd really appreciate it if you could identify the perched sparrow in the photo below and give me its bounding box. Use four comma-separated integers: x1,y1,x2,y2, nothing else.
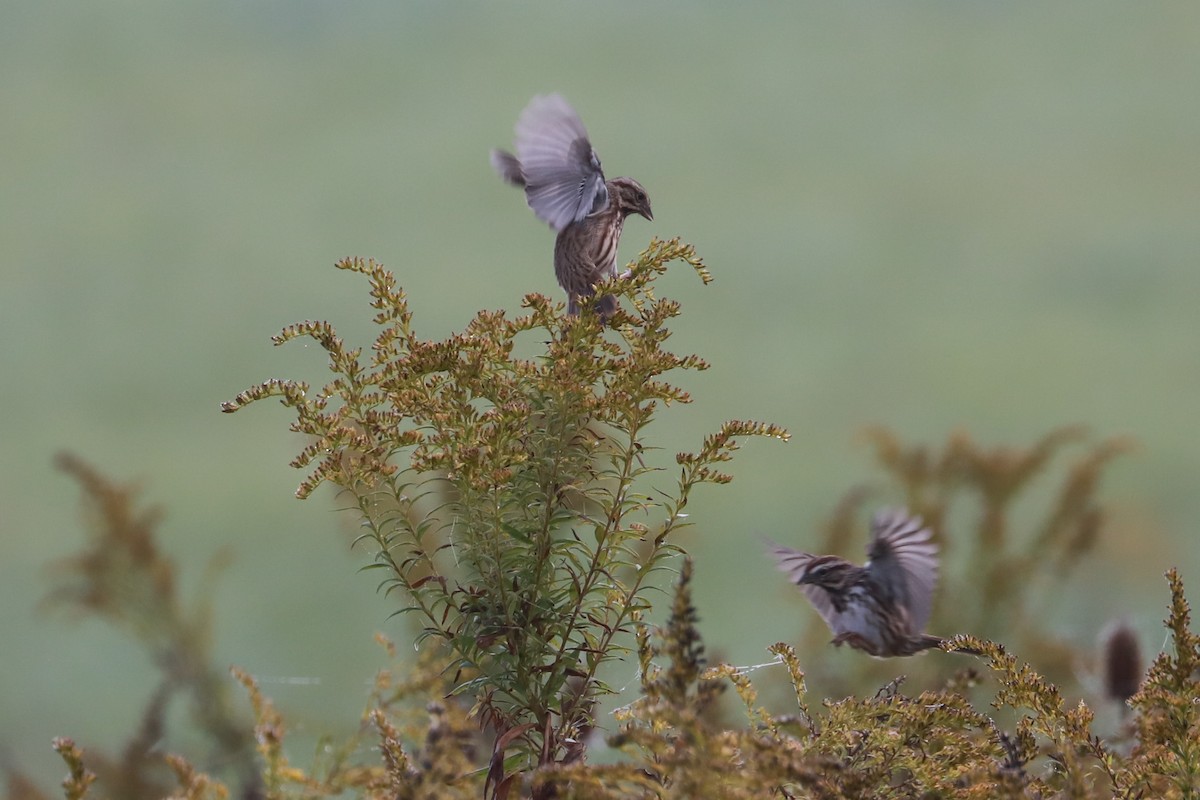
492,94,653,319
768,508,944,657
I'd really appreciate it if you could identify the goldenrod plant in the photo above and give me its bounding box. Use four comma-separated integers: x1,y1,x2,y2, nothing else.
34,454,255,800
220,241,787,795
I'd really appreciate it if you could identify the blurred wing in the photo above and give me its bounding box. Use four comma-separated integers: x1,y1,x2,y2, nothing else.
511,94,609,230
865,508,938,631
766,540,842,635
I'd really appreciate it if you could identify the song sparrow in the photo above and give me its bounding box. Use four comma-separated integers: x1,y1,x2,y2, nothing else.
492,94,653,319
767,508,945,657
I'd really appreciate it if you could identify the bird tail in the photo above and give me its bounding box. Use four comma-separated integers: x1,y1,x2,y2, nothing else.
491,149,525,187
567,293,618,321
594,293,618,321
919,634,949,653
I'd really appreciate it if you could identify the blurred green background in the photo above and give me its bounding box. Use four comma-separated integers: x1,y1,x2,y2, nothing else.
3,0,1199,789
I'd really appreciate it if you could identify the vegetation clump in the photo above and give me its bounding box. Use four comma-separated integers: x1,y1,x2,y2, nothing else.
24,246,1200,799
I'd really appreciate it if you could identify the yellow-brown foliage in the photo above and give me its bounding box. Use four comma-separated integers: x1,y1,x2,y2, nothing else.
27,248,1200,800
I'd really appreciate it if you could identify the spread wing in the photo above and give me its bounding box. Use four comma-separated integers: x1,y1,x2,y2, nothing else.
864,508,938,631
501,93,609,231
766,540,841,635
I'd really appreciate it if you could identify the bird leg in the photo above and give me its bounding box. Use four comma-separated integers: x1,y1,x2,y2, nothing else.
829,632,880,655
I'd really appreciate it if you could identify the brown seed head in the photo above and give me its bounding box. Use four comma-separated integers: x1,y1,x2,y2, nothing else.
1100,618,1143,704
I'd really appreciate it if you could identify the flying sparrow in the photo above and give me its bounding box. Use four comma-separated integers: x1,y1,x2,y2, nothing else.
768,508,945,657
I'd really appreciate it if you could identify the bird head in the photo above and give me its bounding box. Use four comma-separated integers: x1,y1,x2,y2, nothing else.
609,177,653,221
798,557,858,592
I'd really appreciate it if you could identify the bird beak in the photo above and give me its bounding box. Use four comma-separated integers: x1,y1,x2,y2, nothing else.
640,205,654,222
